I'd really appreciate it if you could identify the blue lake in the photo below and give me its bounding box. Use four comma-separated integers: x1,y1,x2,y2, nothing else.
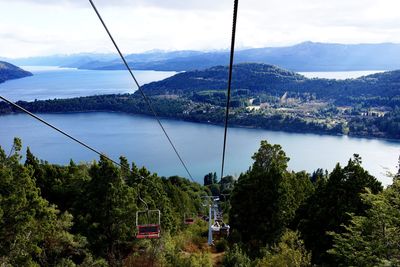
0,112,399,186
0,66,176,101
0,67,399,185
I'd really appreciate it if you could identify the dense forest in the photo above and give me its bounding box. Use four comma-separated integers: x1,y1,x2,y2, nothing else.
1,138,400,266
140,63,400,104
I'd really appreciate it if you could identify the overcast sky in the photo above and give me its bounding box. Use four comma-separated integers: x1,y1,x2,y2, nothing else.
1,0,400,58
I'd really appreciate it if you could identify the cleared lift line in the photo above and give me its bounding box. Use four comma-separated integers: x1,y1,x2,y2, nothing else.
88,0,194,181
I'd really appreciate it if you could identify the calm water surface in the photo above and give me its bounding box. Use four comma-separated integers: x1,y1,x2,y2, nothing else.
0,112,399,185
0,66,176,101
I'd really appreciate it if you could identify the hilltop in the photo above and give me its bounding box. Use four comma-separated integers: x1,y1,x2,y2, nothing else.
141,63,307,94
140,63,400,105
0,61,32,83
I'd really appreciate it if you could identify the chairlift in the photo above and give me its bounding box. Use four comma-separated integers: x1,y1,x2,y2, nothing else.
184,213,196,225
220,222,230,236
211,221,221,232
136,209,161,239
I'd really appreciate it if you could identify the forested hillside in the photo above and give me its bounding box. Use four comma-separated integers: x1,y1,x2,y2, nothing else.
1,138,400,266
2,63,400,139
0,138,211,266
141,63,400,104
0,61,32,83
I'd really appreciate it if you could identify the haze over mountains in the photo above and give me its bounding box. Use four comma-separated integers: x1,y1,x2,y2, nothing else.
5,42,400,72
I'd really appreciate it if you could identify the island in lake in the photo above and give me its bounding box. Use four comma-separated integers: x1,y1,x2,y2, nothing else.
1,63,399,140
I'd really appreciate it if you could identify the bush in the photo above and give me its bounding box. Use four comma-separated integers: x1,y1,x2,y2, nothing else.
256,230,311,267
222,244,251,267
215,239,229,252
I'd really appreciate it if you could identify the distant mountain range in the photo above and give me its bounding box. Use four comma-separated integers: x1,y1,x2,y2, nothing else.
0,61,32,84
4,53,118,69
4,42,400,72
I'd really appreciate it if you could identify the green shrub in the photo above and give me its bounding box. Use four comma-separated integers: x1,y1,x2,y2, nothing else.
215,239,229,252
222,244,251,267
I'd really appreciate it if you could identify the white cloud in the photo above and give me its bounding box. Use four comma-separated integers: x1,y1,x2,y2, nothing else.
0,0,231,10
1,0,400,57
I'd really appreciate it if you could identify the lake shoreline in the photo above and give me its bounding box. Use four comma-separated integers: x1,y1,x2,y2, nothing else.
3,108,400,144
1,110,398,186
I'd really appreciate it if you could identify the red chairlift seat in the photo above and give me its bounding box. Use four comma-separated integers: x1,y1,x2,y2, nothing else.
136,209,161,239
184,213,196,225
136,224,160,239
184,218,195,225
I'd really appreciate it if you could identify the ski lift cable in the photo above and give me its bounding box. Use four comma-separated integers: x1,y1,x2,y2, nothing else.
0,96,163,186
88,0,194,182
221,0,239,180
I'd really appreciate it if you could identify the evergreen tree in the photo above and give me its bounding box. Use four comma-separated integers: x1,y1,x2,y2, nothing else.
73,156,137,265
229,141,313,252
0,139,93,266
204,173,213,186
212,172,218,184
329,179,400,266
295,155,382,264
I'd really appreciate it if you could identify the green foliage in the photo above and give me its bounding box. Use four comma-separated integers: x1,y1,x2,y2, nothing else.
256,230,311,267
2,137,398,267
295,155,383,264
1,139,209,266
204,172,213,186
204,172,218,186
0,139,95,266
72,156,138,264
229,141,313,251
215,238,229,252
328,180,400,266
222,244,252,267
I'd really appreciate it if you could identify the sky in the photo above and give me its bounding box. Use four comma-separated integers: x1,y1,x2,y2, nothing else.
1,0,400,58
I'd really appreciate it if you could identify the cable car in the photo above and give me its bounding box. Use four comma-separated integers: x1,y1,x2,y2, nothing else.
211,221,221,232
136,209,161,239
220,223,230,237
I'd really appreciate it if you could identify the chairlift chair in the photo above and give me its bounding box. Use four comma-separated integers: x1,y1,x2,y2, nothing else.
136,209,161,239
211,221,221,232
220,223,230,237
184,213,196,225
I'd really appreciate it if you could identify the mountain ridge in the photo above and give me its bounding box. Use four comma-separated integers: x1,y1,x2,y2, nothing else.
0,61,32,84
4,41,400,72
139,63,400,102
